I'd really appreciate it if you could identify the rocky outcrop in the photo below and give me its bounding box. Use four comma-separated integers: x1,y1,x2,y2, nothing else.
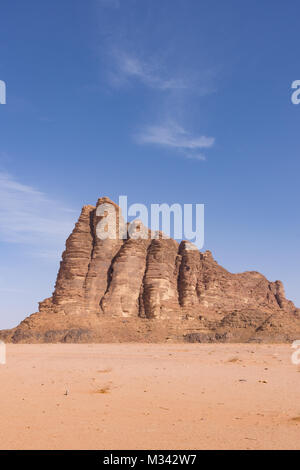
1,196,299,343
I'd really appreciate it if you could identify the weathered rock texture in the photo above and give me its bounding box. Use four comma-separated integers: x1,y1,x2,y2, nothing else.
1,197,299,343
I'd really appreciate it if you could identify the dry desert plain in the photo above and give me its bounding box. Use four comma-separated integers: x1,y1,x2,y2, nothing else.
0,343,300,450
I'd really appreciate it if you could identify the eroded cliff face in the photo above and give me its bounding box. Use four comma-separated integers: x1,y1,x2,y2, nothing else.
2,197,300,343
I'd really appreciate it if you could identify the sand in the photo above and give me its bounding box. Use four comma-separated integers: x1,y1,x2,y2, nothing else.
0,343,299,450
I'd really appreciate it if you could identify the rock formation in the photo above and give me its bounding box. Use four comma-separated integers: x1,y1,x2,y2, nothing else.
1,197,299,343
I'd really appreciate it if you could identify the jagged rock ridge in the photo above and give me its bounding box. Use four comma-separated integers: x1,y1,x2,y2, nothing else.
1,197,299,343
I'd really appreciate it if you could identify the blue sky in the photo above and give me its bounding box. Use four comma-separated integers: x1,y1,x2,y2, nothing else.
0,0,299,329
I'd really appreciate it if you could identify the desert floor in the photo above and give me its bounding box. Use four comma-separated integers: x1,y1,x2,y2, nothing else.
0,343,299,450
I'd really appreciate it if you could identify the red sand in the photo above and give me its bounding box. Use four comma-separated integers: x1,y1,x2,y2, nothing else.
0,343,299,450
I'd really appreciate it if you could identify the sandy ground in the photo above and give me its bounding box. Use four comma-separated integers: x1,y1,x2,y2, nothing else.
0,343,300,450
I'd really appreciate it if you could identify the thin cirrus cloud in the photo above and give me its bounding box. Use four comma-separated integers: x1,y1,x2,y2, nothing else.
102,42,215,160
0,171,76,257
109,50,187,91
135,122,215,160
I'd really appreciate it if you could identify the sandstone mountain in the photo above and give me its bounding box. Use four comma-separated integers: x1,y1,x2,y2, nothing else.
1,197,299,343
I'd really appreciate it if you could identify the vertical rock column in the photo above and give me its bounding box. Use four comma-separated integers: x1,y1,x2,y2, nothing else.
100,234,151,317
83,197,125,314
178,241,201,309
140,237,180,319
52,205,95,315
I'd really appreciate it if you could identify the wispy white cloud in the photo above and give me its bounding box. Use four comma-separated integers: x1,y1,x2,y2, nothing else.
109,50,187,91
0,171,76,253
96,13,217,161
135,122,214,150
